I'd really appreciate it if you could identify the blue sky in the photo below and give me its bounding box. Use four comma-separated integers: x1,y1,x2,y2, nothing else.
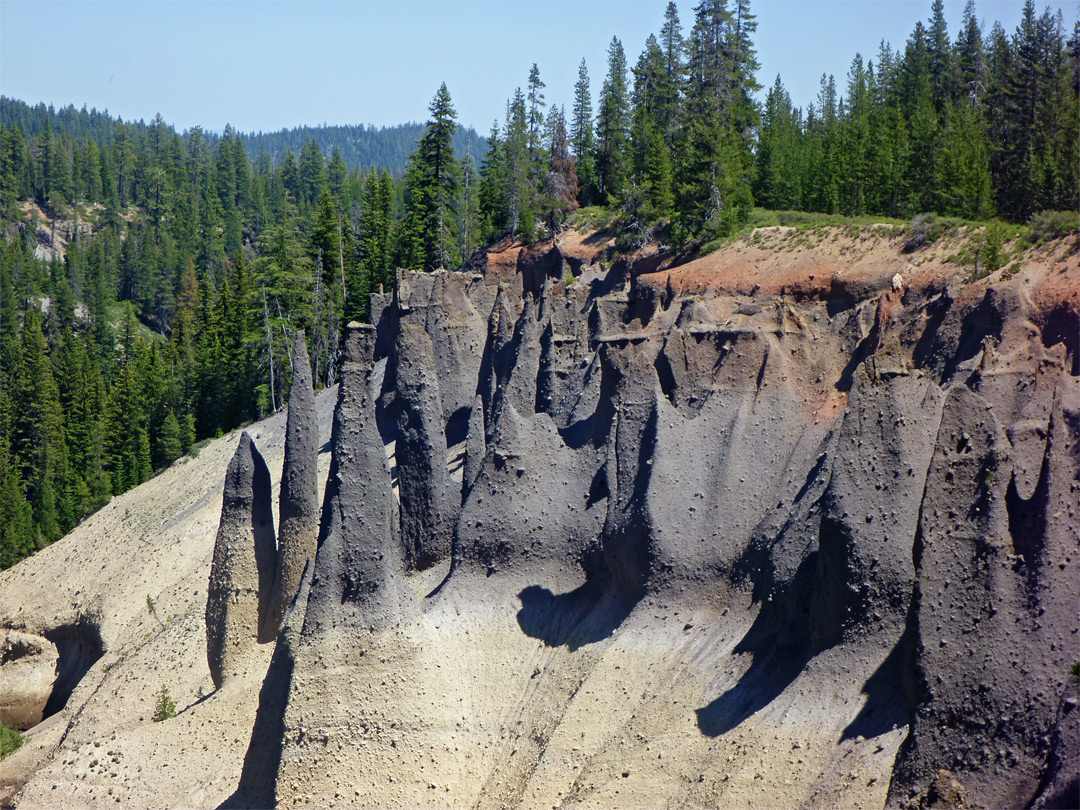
0,1,1064,135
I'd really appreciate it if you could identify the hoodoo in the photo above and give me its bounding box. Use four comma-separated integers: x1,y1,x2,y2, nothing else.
263,331,320,640
206,432,276,690
393,322,458,570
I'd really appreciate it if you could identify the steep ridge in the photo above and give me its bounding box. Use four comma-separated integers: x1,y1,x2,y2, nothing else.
1,225,1076,809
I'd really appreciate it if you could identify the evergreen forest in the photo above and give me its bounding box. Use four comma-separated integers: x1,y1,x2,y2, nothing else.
0,0,1076,567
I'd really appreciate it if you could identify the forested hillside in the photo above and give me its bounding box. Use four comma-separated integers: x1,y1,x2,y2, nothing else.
0,107,413,565
238,122,485,174
0,98,486,174
0,0,1076,567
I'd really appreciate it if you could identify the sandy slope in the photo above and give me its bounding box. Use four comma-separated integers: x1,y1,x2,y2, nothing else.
0,390,335,808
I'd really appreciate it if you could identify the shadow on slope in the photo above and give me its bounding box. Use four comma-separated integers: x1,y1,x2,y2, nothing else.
840,634,910,742
516,580,634,652
694,613,808,738
218,561,312,810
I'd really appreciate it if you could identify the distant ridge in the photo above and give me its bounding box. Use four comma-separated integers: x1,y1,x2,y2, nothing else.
239,122,487,173
0,97,487,173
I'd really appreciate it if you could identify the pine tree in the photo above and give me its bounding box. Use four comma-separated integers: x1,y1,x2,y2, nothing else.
478,121,508,239
399,84,462,270
927,0,955,108
596,37,630,202
502,90,532,238
327,147,348,202
840,54,872,215
421,84,462,269
542,106,579,230
460,137,481,260
298,140,327,209
355,169,392,311
956,0,985,107
570,60,597,206
657,1,687,144
526,64,547,160
156,409,182,469
309,189,345,381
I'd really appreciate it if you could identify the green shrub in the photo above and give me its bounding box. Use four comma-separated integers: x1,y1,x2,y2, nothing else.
152,686,176,722
981,221,1007,274
146,595,165,628
1028,210,1079,243
0,722,23,759
904,213,943,252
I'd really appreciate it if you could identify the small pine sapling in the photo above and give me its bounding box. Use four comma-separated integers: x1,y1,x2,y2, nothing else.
152,686,176,722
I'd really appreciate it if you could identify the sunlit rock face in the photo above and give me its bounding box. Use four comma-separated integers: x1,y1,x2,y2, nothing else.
206,432,276,690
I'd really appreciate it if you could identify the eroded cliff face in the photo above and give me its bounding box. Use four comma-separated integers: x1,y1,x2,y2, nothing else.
2,227,1075,810
251,229,1077,809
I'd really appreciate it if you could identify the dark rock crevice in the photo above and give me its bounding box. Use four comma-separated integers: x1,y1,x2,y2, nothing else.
40,618,104,720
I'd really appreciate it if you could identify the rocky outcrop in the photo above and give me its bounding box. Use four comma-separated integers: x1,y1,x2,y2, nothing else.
393,323,457,570
300,323,412,636
206,432,276,690
0,630,59,729
257,232,1078,808
262,332,319,640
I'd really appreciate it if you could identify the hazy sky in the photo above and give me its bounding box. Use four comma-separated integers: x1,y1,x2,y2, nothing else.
0,1,1061,135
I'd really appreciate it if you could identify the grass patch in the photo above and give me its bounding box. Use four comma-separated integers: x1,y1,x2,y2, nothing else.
0,722,24,759
567,206,617,233
106,303,164,344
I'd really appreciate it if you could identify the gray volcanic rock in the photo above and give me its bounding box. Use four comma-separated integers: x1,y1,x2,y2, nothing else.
498,294,547,418
394,322,457,570
389,269,487,435
261,234,1077,809
809,367,944,648
462,393,486,494
599,341,660,598
263,331,320,641
478,284,517,437
206,432,276,690
452,397,608,586
890,372,1080,809
301,323,412,636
